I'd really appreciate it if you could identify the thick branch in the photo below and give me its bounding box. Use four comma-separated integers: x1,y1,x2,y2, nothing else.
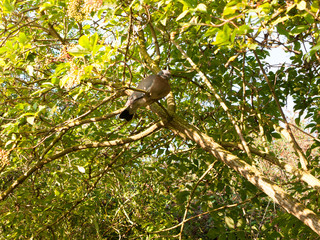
154,108,320,235
170,117,320,235
137,29,160,74
221,141,320,192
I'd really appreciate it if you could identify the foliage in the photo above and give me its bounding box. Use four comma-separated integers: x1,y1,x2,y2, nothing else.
0,0,320,239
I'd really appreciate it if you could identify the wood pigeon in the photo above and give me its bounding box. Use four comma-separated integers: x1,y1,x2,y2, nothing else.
119,70,171,121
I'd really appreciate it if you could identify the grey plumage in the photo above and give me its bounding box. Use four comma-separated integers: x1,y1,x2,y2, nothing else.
119,70,171,121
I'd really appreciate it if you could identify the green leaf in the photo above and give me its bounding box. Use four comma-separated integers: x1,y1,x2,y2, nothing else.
247,41,258,50
54,62,68,74
310,44,320,56
178,0,194,8
237,24,252,35
311,1,319,12
41,82,54,88
71,86,84,100
271,132,282,139
177,10,189,21
60,75,69,88
160,17,167,26
26,65,34,76
26,116,35,125
90,33,98,46
39,2,53,12
204,28,219,38
223,1,244,17
17,32,28,45
90,33,98,53
223,6,236,16
176,190,189,204
286,3,297,13
290,25,309,35
195,3,207,12
77,166,85,173
54,189,61,197
272,16,289,26
92,44,103,57
1,0,15,13
51,76,60,85
227,55,238,63
0,47,7,54
305,123,316,129
79,35,91,49
37,105,46,113
297,1,306,10
277,24,289,37
213,24,231,46
84,65,93,74
225,216,235,229
207,228,220,239
0,58,5,68
304,13,314,24
258,2,271,13
68,45,90,57
31,88,48,96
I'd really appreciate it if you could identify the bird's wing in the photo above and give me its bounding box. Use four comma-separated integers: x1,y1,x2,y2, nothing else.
149,76,170,99
136,75,156,91
127,75,156,103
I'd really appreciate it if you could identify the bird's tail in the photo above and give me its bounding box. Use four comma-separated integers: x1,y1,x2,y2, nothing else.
119,109,134,121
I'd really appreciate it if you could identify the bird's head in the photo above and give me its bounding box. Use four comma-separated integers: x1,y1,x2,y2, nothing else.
158,70,171,79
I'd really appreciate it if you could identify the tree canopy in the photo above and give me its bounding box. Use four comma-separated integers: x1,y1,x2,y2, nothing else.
1,0,320,239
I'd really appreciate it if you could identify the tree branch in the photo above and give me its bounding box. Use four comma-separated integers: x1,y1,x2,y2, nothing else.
151,102,320,235
0,122,164,201
166,116,320,235
220,141,320,192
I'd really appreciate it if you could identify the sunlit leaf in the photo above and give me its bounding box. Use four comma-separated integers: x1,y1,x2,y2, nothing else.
225,216,235,229
17,32,28,45
290,25,309,35
1,0,15,13
60,75,69,88
195,3,207,12
176,10,189,21
26,116,35,125
297,1,306,10
79,35,91,49
272,16,289,26
26,65,34,76
68,45,90,57
310,44,320,56
77,166,85,173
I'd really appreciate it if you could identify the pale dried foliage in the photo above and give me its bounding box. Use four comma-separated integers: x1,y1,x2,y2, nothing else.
0,149,9,169
65,61,85,90
67,0,103,20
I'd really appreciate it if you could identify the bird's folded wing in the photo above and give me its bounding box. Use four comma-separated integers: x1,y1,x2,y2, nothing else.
127,75,156,103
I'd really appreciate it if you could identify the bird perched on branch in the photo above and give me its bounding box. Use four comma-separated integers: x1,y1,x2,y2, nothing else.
119,70,171,121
